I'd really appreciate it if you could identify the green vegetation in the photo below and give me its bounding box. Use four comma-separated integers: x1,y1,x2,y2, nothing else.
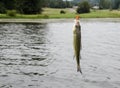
73,0,120,10
0,0,43,14
16,0,42,14
60,10,66,14
77,1,90,14
99,0,111,9
0,8,120,19
0,0,120,19
80,10,120,18
6,10,17,17
47,0,72,8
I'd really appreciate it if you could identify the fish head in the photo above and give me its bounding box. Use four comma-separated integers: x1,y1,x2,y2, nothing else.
73,24,81,34
75,21,80,28
73,16,81,34
75,16,80,29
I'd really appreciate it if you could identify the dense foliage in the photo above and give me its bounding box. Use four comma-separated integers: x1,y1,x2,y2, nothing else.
0,2,6,13
0,0,119,14
77,1,90,14
47,0,72,8
16,0,42,14
0,0,43,14
99,0,120,9
112,0,120,9
99,0,111,9
0,0,15,13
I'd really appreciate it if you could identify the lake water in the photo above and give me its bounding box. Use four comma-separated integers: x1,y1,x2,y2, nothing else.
0,19,120,88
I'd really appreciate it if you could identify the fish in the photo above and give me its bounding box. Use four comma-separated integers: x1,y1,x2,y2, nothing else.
73,16,82,74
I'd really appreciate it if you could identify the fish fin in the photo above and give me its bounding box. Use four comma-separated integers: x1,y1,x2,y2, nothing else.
77,66,82,74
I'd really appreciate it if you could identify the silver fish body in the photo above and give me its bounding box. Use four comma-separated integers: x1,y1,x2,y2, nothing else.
73,21,82,74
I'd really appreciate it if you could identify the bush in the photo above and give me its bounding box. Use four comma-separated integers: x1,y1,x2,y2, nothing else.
76,1,90,14
60,10,66,14
6,10,17,17
43,14,49,18
0,2,6,13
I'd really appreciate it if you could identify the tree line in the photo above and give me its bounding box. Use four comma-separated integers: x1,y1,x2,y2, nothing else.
0,0,44,14
0,0,72,14
41,0,72,8
99,0,120,9
0,0,119,14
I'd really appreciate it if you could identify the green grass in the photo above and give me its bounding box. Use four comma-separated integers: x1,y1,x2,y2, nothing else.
42,8,120,18
0,14,44,19
0,8,120,19
80,10,120,18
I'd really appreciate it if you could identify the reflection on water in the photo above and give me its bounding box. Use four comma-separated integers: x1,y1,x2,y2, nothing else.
0,19,120,88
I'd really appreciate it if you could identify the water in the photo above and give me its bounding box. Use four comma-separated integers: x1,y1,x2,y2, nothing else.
0,19,120,88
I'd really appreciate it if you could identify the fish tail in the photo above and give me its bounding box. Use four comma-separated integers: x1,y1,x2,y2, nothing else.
77,65,82,74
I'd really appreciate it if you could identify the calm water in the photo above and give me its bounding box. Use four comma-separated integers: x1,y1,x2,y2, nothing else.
0,19,120,88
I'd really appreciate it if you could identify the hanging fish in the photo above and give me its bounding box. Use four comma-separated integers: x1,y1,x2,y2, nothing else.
73,16,82,74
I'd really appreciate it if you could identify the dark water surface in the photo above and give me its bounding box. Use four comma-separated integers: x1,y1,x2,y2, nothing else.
0,19,120,88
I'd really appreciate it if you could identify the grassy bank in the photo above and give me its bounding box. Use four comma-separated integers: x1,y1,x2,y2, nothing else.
0,8,120,19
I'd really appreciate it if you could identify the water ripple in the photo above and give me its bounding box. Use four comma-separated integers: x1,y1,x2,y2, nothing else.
0,20,120,88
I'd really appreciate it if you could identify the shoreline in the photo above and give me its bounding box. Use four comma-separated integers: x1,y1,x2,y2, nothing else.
0,18,120,23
